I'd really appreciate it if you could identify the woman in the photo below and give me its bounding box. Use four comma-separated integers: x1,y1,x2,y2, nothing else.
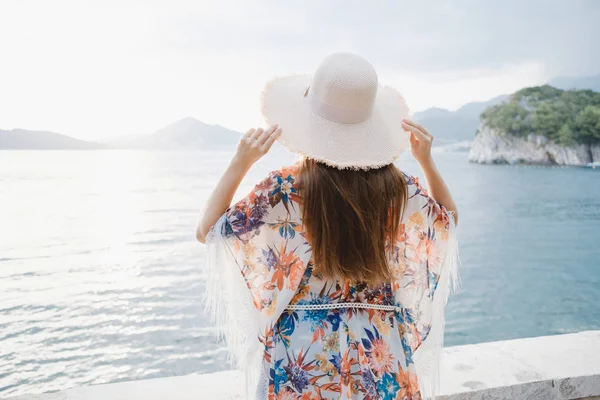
197,53,459,400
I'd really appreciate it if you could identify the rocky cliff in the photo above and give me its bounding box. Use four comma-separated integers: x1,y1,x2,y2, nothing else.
468,124,600,165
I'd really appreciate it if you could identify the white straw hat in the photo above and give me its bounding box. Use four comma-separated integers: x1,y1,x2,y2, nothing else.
261,52,411,170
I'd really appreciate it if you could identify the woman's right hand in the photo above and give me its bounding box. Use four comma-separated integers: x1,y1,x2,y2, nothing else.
401,119,458,224
233,124,282,168
402,119,433,166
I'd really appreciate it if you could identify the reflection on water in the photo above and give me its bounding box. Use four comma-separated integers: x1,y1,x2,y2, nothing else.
1,148,599,398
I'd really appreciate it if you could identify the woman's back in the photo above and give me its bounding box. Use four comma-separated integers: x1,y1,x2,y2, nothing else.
210,163,457,399
199,52,459,400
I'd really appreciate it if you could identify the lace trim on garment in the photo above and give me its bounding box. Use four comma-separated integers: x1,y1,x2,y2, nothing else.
286,302,400,312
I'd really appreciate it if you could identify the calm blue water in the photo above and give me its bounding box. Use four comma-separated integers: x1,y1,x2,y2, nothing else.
1,148,599,398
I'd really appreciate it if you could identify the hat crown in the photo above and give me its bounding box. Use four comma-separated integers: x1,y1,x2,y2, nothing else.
311,53,378,114
261,52,410,170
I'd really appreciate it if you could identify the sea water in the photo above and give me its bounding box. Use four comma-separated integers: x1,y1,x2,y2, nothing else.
1,147,599,397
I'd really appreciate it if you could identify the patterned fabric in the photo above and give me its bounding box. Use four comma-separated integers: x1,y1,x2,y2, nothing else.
205,163,457,400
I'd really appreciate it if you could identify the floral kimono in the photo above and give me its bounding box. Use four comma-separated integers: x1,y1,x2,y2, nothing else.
205,163,458,400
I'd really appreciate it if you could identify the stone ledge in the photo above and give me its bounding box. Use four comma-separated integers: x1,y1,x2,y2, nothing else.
10,330,600,400
438,330,600,399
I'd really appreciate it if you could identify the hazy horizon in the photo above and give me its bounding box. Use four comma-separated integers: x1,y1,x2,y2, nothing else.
1,0,599,141
0,116,233,143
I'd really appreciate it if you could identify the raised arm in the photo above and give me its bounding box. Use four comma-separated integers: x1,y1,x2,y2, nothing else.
402,119,459,225
195,124,282,243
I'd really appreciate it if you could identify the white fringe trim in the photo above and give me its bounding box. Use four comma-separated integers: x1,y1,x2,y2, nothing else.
414,210,461,400
204,215,263,399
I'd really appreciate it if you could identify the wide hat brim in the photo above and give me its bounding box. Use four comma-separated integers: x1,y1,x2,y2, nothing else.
261,74,411,170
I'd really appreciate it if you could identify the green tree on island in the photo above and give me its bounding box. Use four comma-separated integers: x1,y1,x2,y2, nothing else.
481,85,600,145
574,105,600,145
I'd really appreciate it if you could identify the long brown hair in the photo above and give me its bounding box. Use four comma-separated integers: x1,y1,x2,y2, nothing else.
298,158,408,283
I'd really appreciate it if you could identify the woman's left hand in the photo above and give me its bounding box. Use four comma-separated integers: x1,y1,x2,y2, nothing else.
233,124,282,167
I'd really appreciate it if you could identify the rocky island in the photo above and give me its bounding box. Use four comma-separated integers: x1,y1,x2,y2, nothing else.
469,85,600,165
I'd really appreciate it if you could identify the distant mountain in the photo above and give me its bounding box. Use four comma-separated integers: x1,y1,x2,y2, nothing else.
0,129,106,149
548,74,600,92
454,95,511,118
111,117,241,150
0,118,241,150
413,95,509,143
413,107,453,120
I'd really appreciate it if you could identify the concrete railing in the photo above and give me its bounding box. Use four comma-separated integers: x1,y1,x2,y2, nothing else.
9,330,600,400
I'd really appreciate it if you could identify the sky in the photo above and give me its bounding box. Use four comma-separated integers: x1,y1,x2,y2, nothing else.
0,0,599,141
